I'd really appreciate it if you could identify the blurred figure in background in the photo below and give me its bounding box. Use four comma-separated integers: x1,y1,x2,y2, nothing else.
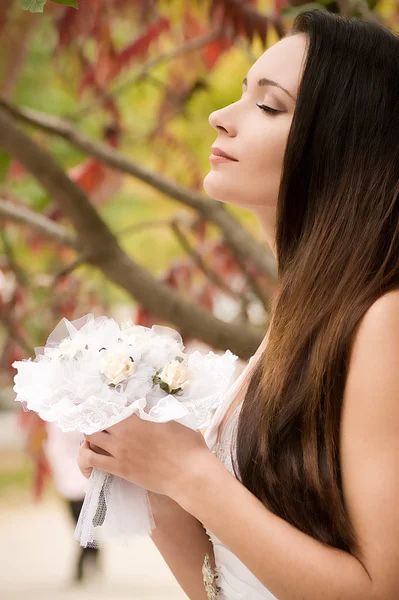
19,410,102,584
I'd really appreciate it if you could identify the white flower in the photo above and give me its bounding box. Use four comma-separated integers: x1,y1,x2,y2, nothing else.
60,337,83,354
157,360,190,393
98,349,136,386
45,336,88,359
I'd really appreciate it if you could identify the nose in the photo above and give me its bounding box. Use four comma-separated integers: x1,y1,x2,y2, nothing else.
208,105,238,137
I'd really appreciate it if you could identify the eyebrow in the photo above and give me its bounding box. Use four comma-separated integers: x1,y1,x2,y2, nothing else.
242,76,296,102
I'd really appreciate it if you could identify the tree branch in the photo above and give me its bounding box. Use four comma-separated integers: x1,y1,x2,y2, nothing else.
0,98,277,283
169,219,242,301
0,227,26,285
0,195,78,248
0,106,263,357
119,214,270,308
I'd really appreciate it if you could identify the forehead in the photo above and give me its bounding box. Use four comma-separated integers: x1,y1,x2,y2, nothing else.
246,34,307,99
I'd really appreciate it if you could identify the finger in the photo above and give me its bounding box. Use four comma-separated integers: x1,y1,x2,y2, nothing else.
87,449,119,477
84,431,116,456
89,442,111,457
77,444,94,479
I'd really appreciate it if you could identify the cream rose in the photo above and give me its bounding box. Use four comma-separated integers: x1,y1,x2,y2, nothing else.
157,359,190,393
98,349,136,386
46,336,87,359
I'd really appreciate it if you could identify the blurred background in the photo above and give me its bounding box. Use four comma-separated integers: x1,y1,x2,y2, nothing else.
0,0,397,598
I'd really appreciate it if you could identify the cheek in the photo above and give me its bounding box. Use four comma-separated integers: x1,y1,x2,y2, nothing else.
247,118,288,175
204,123,289,207
243,129,286,203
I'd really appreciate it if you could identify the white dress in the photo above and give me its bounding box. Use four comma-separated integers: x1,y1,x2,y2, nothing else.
203,356,278,600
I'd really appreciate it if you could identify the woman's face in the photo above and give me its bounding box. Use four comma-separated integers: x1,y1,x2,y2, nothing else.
203,34,307,214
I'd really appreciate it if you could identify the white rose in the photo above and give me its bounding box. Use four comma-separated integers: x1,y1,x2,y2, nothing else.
98,349,136,386
59,338,81,355
158,360,190,393
46,336,87,359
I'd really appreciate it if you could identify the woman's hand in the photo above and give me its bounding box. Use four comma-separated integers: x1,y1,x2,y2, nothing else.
77,439,109,479
82,416,214,502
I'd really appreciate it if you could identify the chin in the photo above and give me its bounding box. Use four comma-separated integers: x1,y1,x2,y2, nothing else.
203,171,235,205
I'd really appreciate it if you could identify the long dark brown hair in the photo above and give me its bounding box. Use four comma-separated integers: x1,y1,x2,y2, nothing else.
224,10,399,555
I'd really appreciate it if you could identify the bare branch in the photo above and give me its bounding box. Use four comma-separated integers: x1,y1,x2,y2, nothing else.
0,106,263,357
169,220,242,301
0,195,78,248
120,214,269,308
227,242,271,311
52,256,87,283
0,98,277,283
118,213,194,237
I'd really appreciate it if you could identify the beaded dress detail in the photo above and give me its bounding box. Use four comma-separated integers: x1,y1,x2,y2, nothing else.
202,356,278,600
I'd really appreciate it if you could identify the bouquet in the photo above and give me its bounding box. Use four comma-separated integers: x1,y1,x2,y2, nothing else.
12,314,238,548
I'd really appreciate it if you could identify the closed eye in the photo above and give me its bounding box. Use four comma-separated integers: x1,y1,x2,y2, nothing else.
256,103,282,115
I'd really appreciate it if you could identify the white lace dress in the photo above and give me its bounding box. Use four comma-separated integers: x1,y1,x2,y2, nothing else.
202,356,278,600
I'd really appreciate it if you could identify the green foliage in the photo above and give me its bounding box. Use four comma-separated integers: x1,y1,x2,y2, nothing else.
20,0,46,12
20,0,78,12
50,0,78,7
2,0,397,372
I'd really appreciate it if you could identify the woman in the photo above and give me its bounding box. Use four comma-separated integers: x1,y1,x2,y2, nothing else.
78,10,399,600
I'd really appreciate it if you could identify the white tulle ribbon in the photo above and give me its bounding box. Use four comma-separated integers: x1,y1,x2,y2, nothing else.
12,314,238,548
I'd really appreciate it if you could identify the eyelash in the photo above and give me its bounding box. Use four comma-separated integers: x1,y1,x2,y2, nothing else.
256,103,281,115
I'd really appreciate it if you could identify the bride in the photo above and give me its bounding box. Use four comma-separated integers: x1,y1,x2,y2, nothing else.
78,9,399,600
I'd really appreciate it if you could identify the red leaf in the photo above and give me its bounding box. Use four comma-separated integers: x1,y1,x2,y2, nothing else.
55,0,103,48
0,0,12,36
9,160,27,179
134,304,157,328
209,0,268,46
191,219,208,242
182,11,233,71
67,126,122,205
69,159,109,195
68,158,122,206
117,16,170,71
210,241,239,273
80,16,170,92
272,0,289,13
201,37,234,70
195,281,214,312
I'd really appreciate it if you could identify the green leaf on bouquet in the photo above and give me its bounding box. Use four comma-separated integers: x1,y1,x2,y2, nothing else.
50,0,79,8
21,0,47,13
175,356,184,363
159,381,170,393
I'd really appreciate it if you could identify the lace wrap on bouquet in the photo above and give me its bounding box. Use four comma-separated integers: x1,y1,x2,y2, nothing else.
12,314,238,548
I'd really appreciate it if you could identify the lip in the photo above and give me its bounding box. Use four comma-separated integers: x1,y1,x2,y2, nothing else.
210,146,238,163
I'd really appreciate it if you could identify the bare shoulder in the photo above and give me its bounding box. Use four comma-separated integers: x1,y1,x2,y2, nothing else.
342,288,399,431
339,289,399,589
353,289,399,340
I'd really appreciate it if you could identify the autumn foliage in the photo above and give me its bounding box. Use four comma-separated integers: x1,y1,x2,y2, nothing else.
0,0,397,382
